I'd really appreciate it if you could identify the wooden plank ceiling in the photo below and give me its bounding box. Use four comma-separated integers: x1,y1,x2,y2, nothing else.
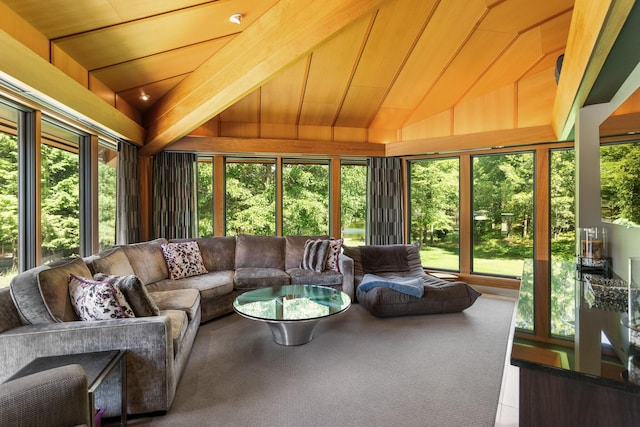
1,0,576,154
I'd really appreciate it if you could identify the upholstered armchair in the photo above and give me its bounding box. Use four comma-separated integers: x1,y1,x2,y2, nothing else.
0,364,91,427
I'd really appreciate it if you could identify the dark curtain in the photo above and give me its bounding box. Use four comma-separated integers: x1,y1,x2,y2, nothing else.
116,141,141,244
366,156,404,245
152,151,197,239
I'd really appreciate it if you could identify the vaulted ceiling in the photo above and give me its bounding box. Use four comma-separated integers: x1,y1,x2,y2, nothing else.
2,0,634,156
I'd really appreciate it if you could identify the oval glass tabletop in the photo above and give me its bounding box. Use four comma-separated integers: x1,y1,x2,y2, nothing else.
233,285,351,322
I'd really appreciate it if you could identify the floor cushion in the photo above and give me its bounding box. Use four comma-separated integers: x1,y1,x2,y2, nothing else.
357,279,481,318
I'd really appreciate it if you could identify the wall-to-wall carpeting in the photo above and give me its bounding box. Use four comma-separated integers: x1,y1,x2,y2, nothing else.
133,295,515,427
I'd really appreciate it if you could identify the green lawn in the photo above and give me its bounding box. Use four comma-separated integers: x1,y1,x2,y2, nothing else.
420,246,524,277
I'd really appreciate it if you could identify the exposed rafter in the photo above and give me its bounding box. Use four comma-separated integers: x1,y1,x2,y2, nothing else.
141,0,388,156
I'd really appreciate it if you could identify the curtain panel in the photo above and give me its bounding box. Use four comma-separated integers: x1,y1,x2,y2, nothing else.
116,141,141,244
152,152,197,239
366,156,404,245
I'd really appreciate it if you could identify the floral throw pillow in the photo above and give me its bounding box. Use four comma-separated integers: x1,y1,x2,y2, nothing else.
68,274,135,321
161,241,208,280
325,238,343,272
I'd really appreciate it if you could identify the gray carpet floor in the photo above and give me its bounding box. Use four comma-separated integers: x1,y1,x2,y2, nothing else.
131,295,515,427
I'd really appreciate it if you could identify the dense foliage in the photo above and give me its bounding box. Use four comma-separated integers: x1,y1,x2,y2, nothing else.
601,142,640,226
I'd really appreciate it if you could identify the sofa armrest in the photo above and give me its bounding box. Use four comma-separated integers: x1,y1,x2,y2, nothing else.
0,316,174,414
0,364,91,426
339,253,354,300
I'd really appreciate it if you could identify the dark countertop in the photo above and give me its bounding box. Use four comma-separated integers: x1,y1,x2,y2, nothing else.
511,260,640,393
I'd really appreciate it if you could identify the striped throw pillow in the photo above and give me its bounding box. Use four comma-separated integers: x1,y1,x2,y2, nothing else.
301,239,330,272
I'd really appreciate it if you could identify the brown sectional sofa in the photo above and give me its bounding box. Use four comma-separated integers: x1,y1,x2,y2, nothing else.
0,233,353,418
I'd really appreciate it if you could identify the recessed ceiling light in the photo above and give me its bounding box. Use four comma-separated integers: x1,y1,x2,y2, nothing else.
229,13,243,24
140,94,150,101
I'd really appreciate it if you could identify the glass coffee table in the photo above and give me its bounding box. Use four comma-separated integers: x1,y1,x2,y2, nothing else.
233,285,351,346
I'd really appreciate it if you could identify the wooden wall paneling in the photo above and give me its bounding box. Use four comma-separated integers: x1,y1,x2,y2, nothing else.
478,0,574,34
114,94,143,125
552,0,635,140
298,14,371,126
453,84,515,135
1,0,121,39
370,0,487,130
53,1,278,70
91,37,233,93
610,86,640,116
0,2,55,60
0,30,145,144
259,57,308,126
600,111,640,136
260,123,298,140
330,158,341,239
220,122,260,138
461,29,544,103
220,90,260,125
118,75,185,112
539,9,574,54
368,127,398,144
213,155,225,236
335,0,439,128
517,66,557,128
406,29,515,124
88,74,116,108
142,0,388,155
50,44,89,87
187,117,220,138
399,109,452,143
107,0,213,23
298,125,333,142
333,127,368,143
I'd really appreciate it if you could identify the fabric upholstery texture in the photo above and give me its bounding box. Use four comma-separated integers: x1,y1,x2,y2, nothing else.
0,364,91,427
191,237,236,271
119,238,169,285
37,258,93,323
325,238,343,272
94,273,160,317
284,235,328,270
84,247,135,277
235,234,285,269
360,245,410,273
68,274,135,320
301,239,330,272
287,268,343,286
160,241,208,280
234,268,290,289
0,287,22,333
150,289,200,321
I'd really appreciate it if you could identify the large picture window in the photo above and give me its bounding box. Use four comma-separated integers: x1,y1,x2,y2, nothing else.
97,141,117,250
409,158,460,270
282,160,329,236
472,152,534,277
341,161,366,246
40,119,81,263
0,102,19,287
197,158,214,237
225,159,276,236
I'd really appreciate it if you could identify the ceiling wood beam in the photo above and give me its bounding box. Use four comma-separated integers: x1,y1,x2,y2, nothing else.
141,0,388,156
551,0,635,140
168,136,386,157
0,29,145,143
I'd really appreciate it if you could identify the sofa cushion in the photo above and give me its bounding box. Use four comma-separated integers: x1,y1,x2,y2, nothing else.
287,268,343,286
68,274,135,320
84,247,135,277
93,273,160,317
37,258,93,323
284,235,328,270
119,238,169,285
356,279,481,318
160,309,188,356
191,237,236,271
360,245,410,274
160,241,208,280
342,245,363,277
301,239,330,272
234,268,290,289
325,238,343,272
150,289,200,321
235,234,285,269
146,271,234,301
